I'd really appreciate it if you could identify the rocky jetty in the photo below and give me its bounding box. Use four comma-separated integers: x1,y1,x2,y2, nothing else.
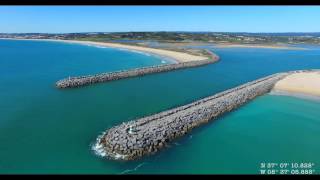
56,51,218,88
93,71,301,161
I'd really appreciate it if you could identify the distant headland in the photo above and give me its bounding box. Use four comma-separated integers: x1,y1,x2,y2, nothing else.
1,31,319,49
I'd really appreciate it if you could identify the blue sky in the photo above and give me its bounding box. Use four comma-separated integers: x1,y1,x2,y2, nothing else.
0,6,319,33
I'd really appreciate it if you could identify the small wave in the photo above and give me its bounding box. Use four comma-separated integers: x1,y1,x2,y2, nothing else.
119,162,147,175
126,49,152,56
119,169,132,175
91,45,108,49
83,44,111,49
95,46,107,49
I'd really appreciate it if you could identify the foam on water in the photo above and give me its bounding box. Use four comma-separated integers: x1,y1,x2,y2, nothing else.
91,130,130,160
116,48,151,56
91,132,108,157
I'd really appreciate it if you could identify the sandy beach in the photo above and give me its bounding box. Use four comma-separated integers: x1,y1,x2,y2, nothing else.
0,38,210,63
72,40,211,63
214,44,307,50
273,71,320,97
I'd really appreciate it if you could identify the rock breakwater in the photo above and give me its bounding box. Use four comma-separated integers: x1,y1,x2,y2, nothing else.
56,51,218,88
93,71,296,161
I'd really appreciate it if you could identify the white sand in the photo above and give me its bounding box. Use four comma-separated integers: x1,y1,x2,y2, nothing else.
69,40,210,63
1,38,210,63
273,71,320,97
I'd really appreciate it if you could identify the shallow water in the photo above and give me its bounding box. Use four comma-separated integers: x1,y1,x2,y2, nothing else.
0,39,319,174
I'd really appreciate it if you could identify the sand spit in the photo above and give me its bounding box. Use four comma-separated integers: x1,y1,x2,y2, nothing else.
1,38,209,63
1,38,220,88
74,41,210,63
52,40,218,88
273,71,320,97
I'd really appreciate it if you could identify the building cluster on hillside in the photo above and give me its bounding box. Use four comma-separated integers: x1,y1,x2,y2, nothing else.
1,32,320,44
0,33,66,39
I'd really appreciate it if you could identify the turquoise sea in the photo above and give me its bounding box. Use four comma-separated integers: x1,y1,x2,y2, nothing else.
0,39,319,174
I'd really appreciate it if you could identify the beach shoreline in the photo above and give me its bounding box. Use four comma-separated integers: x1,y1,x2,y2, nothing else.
273,71,320,97
0,38,213,63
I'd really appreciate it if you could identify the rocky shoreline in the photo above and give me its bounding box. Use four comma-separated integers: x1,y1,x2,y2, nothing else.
93,70,316,161
56,50,218,88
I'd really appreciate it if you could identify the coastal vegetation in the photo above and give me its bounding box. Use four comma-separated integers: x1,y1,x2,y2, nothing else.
2,32,320,45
